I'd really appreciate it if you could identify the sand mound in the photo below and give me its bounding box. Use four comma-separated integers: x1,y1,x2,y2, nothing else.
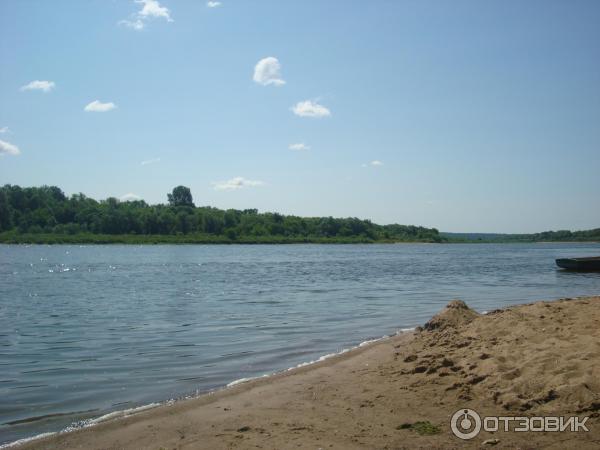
422,299,479,331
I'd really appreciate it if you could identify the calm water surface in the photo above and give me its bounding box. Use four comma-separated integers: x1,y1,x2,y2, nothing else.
1,243,600,444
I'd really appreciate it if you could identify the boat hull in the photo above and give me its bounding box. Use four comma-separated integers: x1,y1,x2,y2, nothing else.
556,257,600,271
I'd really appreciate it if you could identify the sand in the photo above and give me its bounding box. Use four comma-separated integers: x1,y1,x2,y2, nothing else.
15,296,600,449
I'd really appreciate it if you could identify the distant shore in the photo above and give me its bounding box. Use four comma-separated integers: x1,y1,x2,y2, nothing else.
1,232,599,245
13,296,600,449
0,232,438,245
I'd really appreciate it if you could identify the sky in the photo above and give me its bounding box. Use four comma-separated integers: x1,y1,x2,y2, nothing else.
1,0,599,233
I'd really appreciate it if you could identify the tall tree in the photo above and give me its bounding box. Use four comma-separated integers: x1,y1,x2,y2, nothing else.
167,186,194,207
0,190,12,232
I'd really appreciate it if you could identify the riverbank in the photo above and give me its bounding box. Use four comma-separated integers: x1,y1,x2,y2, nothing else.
12,296,600,449
2,232,598,245
0,232,444,245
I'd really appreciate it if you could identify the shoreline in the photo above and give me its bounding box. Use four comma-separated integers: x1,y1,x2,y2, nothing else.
2,239,599,246
9,295,600,449
1,329,415,449
0,232,443,245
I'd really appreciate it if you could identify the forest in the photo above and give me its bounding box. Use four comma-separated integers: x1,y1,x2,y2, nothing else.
0,185,444,244
1,185,598,244
442,229,600,243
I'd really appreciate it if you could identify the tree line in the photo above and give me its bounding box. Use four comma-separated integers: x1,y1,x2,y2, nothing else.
442,229,600,243
0,185,444,243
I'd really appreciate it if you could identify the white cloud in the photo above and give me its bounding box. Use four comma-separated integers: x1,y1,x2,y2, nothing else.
0,127,9,134
136,0,172,21
207,1,222,7
20,80,55,92
370,160,383,166
0,139,21,156
120,193,142,201
120,0,172,31
289,143,310,151
119,19,145,30
213,177,265,191
291,100,331,118
141,157,161,165
253,57,285,86
84,100,117,112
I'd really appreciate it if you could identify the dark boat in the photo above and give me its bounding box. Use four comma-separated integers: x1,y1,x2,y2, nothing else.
556,256,600,271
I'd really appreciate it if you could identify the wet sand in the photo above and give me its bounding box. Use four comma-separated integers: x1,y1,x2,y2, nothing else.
16,296,600,449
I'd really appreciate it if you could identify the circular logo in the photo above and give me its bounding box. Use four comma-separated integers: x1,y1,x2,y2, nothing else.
451,408,482,440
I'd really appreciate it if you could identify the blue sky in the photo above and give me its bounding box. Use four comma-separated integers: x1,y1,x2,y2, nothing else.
1,0,599,233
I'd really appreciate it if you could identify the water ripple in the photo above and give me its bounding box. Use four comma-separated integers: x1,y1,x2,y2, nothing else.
1,242,599,445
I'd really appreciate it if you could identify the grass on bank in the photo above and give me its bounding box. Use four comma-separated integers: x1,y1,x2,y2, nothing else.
1,231,598,245
0,231,443,245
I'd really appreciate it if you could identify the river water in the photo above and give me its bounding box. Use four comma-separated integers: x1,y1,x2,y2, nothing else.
1,243,600,444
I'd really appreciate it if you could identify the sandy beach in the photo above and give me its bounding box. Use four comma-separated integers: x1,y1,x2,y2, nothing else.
15,296,600,449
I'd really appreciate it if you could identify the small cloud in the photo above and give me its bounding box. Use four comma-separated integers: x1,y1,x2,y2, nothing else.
213,177,265,191
0,127,9,134
207,1,222,7
84,100,117,112
141,157,161,166
0,139,21,156
120,0,172,30
120,193,142,202
20,80,55,92
253,57,285,86
291,100,331,118
289,143,310,151
370,160,383,166
136,0,172,21
119,19,145,30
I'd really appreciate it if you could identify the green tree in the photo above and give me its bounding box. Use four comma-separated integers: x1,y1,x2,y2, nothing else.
168,186,194,207
0,190,12,231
